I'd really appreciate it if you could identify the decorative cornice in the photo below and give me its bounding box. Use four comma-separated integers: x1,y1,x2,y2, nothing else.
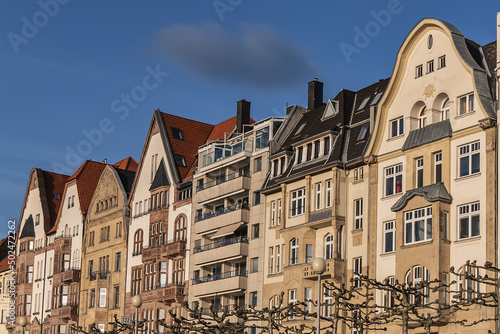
479,118,496,130
364,156,377,165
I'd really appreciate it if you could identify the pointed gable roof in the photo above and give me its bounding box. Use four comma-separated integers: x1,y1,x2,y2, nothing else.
149,159,170,191
42,171,69,231
113,157,138,172
68,160,107,214
20,215,35,238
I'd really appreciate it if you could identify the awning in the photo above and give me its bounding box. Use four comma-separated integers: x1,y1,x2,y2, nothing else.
210,223,245,239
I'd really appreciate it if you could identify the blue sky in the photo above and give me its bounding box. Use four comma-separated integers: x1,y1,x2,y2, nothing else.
0,1,498,238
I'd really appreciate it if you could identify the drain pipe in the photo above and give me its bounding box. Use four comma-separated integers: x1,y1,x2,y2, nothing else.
342,162,349,334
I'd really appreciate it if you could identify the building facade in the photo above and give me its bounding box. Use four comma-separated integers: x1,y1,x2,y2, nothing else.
189,99,283,330
79,162,136,332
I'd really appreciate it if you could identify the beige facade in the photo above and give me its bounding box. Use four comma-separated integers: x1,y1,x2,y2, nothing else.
189,112,283,330
79,165,133,332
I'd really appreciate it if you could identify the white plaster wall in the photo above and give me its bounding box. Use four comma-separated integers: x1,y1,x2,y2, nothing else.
56,183,83,268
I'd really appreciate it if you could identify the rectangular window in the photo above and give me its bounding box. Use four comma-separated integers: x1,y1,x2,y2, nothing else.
384,221,395,253
416,64,423,78
324,287,333,317
288,289,297,319
271,201,276,226
314,140,320,159
459,93,475,115
306,143,312,161
459,202,480,239
324,137,330,156
252,224,259,239
115,252,121,271
99,288,106,307
251,258,259,273
306,244,313,263
459,142,480,177
254,157,262,173
277,199,282,225
297,146,303,164
254,193,261,205
438,55,446,69
390,117,404,138
325,180,332,207
427,60,434,73
443,212,449,241
385,164,403,196
251,292,258,306
35,214,40,226
290,188,305,217
315,182,322,210
276,246,281,273
304,288,312,320
434,152,442,183
405,207,432,244
113,286,119,309
89,289,95,308
269,247,274,274
353,257,362,289
416,157,424,188
354,198,363,230
280,157,286,175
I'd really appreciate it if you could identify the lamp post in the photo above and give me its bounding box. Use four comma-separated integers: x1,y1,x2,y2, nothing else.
312,257,326,334
18,316,27,334
132,295,143,334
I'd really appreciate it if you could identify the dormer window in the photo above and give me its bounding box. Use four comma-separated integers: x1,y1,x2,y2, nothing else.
313,141,320,159
357,125,369,142
324,137,330,156
280,157,286,175
306,143,312,161
174,154,187,167
297,147,303,164
358,97,370,111
171,127,184,141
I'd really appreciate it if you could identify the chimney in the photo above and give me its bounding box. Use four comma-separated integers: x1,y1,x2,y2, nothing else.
308,78,323,110
237,99,251,133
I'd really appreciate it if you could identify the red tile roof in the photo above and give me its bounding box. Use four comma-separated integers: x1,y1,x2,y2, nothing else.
161,113,214,181
113,157,138,172
42,171,70,230
69,160,107,214
0,257,10,273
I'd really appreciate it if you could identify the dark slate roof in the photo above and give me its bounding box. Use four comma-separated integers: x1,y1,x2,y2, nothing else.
401,120,452,151
308,209,332,224
149,159,170,191
114,168,136,195
391,183,453,212
482,41,497,100
20,214,35,239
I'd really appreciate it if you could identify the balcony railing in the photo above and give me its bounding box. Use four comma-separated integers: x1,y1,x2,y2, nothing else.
54,233,72,240
89,270,110,281
195,203,249,223
192,270,247,285
196,170,250,192
202,140,251,167
143,237,187,250
193,236,248,254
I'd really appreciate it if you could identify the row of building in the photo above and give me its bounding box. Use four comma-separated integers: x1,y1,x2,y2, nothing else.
12,15,500,334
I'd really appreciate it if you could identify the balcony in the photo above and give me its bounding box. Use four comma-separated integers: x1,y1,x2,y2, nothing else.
192,236,248,266
201,140,252,168
52,304,78,320
89,271,110,281
302,258,344,280
142,238,187,260
196,171,251,203
191,270,247,297
194,203,250,234
141,283,186,303
62,268,81,283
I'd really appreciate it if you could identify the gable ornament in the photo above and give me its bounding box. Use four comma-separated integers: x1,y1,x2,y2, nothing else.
423,84,436,99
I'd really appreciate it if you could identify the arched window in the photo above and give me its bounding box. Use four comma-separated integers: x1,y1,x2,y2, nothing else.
64,224,69,236
441,98,450,121
418,107,427,128
325,234,334,259
405,265,430,305
290,238,299,265
174,215,187,242
134,229,143,255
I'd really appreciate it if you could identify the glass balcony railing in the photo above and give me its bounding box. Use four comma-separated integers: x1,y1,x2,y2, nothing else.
194,203,249,223
202,141,251,167
191,270,247,285
196,170,250,192
193,236,248,254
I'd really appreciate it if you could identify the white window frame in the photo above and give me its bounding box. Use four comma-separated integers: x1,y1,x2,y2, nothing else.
354,198,363,230
277,199,282,225
405,207,432,245
390,117,404,138
438,55,446,69
384,221,395,253
271,201,276,227
288,289,297,320
384,164,403,196
290,188,305,217
304,288,312,320
434,152,442,183
415,64,423,78
290,238,299,265
458,202,480,239
276,245,281,273
353,257,362,289
441,98,449,121
99,288,106,307
426,60,434,74
269,247,274,275
418,107,427,129
325,180,332,208
325,234,333,260
405,266,430,305
458,142,480,178
415,157,424,188
315,182,322,210
459,93,475,115
324,286,333,317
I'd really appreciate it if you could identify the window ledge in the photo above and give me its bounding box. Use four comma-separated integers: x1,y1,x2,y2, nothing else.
454,110,476,120
380,251,395,257
267,272,283,278
401,240,433,249
454,236,481,244
353,179,365,185
454,172,481,182
381,193,403,201
387,134,405,142
351,229,363,235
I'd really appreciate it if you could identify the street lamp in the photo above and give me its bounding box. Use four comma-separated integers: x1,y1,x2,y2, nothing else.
18,316,28,334
312,257,326,334
132,295,143,334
